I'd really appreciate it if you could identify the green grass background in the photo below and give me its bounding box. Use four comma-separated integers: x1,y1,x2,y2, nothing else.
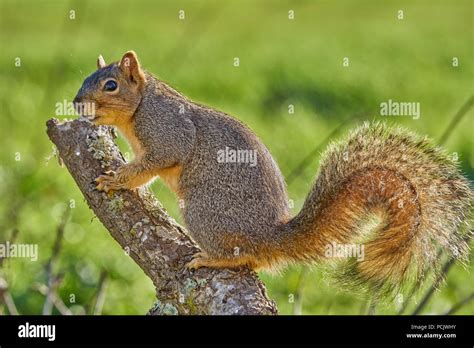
0,0,472,314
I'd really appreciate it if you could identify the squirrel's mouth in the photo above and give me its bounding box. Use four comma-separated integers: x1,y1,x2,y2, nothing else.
83,115,100,121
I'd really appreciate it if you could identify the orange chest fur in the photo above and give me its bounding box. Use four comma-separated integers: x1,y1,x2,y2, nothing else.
117,122,183,196
154,165,183,196
117,122,146,158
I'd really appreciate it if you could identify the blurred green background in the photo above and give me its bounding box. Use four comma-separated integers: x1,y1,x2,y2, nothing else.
0,0,473,315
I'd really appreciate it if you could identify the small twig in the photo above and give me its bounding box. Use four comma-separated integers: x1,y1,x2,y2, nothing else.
91,270,109,315
1,291,19,315
397,249,444,315
438,95,474,146
34,282,72,316
411,258,457,315
0,200,24,236
292,267,309,315
50,292,73,316
42,208,70,315
0,279,18,315
286,125,343,185
366,297,377,315
444,292,474,315
0,277,19,315
359,299,368,314
410,229,473,315
0,228,20,268
286,111,366,185
0,229,21,315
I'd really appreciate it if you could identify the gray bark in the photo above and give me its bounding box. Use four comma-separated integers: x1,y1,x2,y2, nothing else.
46,118,277,315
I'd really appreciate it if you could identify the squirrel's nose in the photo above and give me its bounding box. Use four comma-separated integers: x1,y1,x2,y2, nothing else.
73,94,86,115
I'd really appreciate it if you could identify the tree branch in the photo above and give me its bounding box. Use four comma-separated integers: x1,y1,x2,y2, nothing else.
46,118,277,315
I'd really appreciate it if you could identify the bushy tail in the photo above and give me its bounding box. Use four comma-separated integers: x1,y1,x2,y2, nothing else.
278,122,473,296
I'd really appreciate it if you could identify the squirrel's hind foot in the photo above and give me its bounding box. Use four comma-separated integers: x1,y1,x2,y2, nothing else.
185,251,255,270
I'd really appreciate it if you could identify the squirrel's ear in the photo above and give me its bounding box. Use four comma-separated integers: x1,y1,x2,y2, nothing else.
119,51,145,86
97,55,106,69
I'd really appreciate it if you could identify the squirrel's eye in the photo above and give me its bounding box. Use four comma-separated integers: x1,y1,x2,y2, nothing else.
104,80,118,92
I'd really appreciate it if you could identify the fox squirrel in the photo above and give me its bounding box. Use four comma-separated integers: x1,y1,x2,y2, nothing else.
73,51,472,296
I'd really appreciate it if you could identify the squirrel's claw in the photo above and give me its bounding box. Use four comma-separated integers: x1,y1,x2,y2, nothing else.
95,171,122,193
191,251,207,259
186,251,210,270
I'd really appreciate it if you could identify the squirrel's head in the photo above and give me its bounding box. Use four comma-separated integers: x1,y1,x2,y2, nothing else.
73,51,146,126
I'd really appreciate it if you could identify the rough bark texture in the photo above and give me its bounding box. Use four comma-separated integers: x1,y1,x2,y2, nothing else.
46,118,277,315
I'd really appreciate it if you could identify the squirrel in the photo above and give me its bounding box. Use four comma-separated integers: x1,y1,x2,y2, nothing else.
73,51,473,296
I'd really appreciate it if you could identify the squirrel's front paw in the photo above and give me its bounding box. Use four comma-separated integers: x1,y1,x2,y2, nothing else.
95,170,124,193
